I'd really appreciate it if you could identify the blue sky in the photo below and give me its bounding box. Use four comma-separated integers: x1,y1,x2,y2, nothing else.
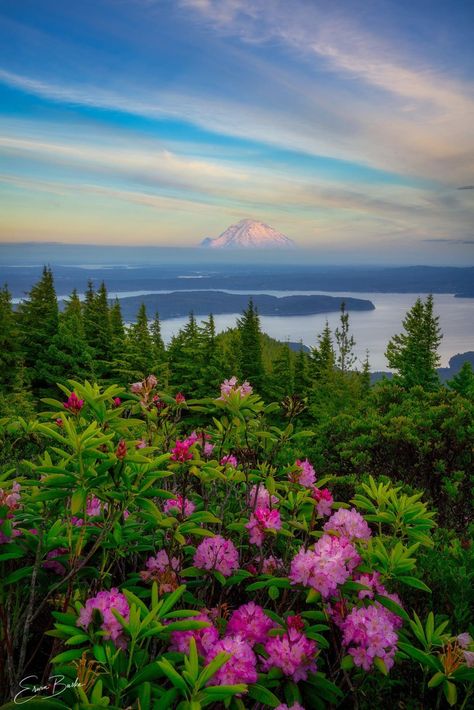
0,0,473,262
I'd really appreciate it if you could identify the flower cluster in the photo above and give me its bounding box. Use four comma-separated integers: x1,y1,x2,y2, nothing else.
226,602,275,644
262,617,317,681
324,508,372,541
71,496,106,527
249,484,278,510
140,550,181,594
220,454,238,468
77,588,130,648
341,603,399,671
312,487,333,517
206,635,258,686
246,507,282,546
193,535,239,577
169,612,219,655
170,438,194,462
289,534,360,598
0,482,22,544
163,495,196,518
63,392,84,415
292,459,316,487
219,376,253,399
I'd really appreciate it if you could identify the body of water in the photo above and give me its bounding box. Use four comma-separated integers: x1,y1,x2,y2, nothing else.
155,291,473,372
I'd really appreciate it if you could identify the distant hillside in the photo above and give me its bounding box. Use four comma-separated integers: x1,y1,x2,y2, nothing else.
371,351,474,383
116,291,374,321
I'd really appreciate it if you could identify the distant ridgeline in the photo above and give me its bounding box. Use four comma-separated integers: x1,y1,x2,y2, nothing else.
112,291,374,321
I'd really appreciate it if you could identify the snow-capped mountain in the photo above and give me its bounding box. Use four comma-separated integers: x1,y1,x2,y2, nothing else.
200,219,296,249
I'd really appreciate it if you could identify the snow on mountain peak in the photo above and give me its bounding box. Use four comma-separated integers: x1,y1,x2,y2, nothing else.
200,219,296,249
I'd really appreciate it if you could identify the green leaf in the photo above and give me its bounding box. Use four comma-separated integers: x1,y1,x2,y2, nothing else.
51,648,85,663
397,642,442,672
427,671,445,688
443,680,457,707
398,576,431,592
374,657,388,675
341,655,355,670
374,594,409,622
157,658,188,691
247,683,281,707
196,652,232,689
3,565,34,585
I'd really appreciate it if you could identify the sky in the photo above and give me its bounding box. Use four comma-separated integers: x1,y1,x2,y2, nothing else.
0,0,473,263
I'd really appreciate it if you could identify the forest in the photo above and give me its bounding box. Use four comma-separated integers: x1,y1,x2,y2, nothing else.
0,266,473,709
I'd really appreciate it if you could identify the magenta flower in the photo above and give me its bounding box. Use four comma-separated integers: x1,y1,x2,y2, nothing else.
219,376,253,399
289,534,360,598
63,392,84,415
205,634,258,686
193,535,239,577
261,555,284,574
43,548,67,576
0,482,22,544
342,603,399,671
203,442,215,457
263,626,317,681
130,381,143,393
324,508,371,541
246,508,282,546
71,495,106,527
163,495,196,518
293,459,316,487
249,484,278,510
77,588,130,648
227,602,275,645
112,397,121,407
458,633,473,649
464,651,474,667
136,438,147,449
169,612,219,656
175,392,186,404
312,487,333,517
276,704,305,710
220,454,238,468
170,439,194,462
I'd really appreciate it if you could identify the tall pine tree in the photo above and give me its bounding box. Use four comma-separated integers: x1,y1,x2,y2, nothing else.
335,302,356,374
237,299,265,393
125,303,155,378
0,285,23,393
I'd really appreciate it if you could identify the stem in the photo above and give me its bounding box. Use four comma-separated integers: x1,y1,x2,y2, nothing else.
16,528,43,683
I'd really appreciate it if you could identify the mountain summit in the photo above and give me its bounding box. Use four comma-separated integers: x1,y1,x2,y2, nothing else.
200,219,296,249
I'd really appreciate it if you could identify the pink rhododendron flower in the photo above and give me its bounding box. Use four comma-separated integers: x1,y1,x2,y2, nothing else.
342,603,399,671
324,508,372,541
55,418,63,427
136,438,146,449
260,555,284,575
169,612,219,656
249,484,278,510
193,535,239,577
0,482,22,544
312,487,333,517
112,397,121,407
292,459,316,487
205,635,258,686
263,626,317,681
289,534,360,598
77,588,130,648
146,374,158,388
219,376,253,399
246,508,282,546
170,439,194,462
226,602,275,645
71,496,106,527
457,633,473,649
140,550,181,593
276,704,305,710
63,392,84,415
203,442,215,457
175,392,186,404
131,381,143,393
116,439,127,460
163,495,196,518
220,454,238,468
463,651,474,667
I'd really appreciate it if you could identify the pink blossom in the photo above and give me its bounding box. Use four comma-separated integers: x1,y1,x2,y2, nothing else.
163,495,196,518
261,555,284,574
289,534,360,598
71,496,105,526
263,626,317,681
293,459,316,487
203,442,215,457
249,484,278,510
136,438,146,449
246,508,282,546
63,392,84,414
342,603,399,671
276,704,305,710
184,431,199,446
219,376,253,399
77,588,130,648
113,397,121,407
140,550,181,593
170,439,193,462
175,392,186,404
193,535,239,577
220,454,238,468
146,374,158,388
227,603,275,645
312,487,333,517
55,418,63,427
324,508,372,541
0,482,22,544
169,612,219,656
205,634,257,686
463,651,474,667
116,439,127,460
131,382,143,393
457,633,473,649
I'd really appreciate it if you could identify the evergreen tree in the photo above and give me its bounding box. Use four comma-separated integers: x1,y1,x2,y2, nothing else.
17,266,59,397
310,321,335,381
197,314,225,396
149,311,169,385
45,290,94,387
361,350,371,392
168,313,203,395
0,285,23,393
110,298,126,351
385,295,442,389
335,302,356,373
125,303,155,378
237,299,265,393
269,342,294,400
82,281,113,378
294,342,310,396
448,361,474,398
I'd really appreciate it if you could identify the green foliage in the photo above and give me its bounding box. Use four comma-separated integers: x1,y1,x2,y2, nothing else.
236,299,266,393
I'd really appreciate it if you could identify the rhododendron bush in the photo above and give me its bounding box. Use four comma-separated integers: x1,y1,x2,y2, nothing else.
0,377,473,709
